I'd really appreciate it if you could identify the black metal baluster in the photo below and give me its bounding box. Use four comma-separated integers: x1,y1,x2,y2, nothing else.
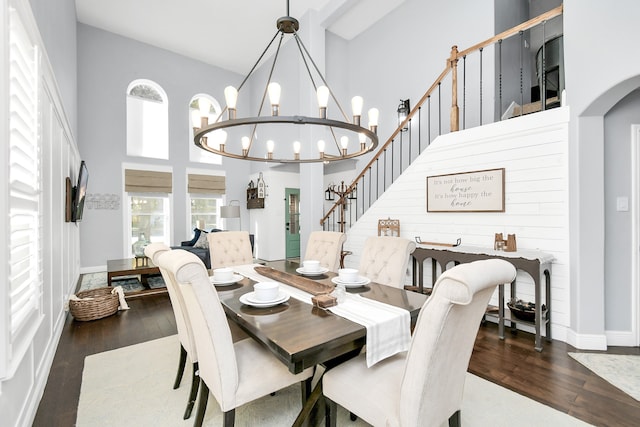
428,96,431,144
462,55,466,129
376,157,379,199
438,82,442,135
418,106,422,153
498,39,503,119
519,30,524,115
541,20,547,111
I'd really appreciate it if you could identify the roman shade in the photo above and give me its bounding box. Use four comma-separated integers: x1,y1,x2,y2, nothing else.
187,174,225,194
125,169,172,193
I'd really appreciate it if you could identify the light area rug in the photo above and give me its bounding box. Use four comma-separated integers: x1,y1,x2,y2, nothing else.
77,335,592,427
569,352,640,401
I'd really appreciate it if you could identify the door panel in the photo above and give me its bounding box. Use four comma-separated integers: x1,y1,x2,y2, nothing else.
285,188,300,259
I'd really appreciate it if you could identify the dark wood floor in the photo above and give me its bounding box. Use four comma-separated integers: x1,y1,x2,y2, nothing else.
34,292,639,427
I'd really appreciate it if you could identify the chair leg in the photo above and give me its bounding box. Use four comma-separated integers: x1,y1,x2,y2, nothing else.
193,379,209,427
223,409,235,427
301,376,313,405
448,410,461,427
174,344,187,389
183,361,199,419
325,397,337,427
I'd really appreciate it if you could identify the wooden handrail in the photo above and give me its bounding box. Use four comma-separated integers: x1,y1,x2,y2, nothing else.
320,5,563,228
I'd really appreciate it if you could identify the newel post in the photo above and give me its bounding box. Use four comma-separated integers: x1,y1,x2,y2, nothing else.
449,45,459,132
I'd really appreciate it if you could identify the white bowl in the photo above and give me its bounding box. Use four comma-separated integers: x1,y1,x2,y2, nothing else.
253,281,279,301
303,259,321,272
338,268,359,283
212,267,233,282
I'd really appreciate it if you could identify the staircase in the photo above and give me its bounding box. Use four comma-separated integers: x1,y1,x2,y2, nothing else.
321,5,563,232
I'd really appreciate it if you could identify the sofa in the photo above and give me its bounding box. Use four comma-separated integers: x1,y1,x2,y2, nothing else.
174,228,254,269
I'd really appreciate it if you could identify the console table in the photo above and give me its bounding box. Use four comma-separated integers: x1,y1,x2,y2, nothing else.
411,244,554,351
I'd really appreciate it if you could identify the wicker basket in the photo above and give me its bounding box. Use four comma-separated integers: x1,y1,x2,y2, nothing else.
70,288,120,321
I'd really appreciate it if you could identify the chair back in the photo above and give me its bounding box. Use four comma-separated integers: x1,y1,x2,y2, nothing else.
400,259,516,426
144,243,197,362
358,236,416,288
207,231,254,269
304,231,346,272
157,249,239,410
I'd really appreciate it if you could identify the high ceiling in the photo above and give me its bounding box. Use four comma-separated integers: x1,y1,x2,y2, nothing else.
75,0,406,74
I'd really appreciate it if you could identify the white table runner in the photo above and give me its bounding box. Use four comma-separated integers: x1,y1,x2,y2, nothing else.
232,264,411,367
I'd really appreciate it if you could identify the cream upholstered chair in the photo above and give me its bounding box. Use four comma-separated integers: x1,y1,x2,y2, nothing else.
207,231,254,269
156,249,314,427
358,236,416,288
144,243,200,419
323,259,516,427
304,231,346,272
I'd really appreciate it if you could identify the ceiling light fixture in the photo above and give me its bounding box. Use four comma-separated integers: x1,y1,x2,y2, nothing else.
192,0,379,163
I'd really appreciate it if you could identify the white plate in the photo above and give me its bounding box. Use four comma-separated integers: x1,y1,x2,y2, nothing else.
240,291,290,308
331,276,371,288
210,273,244,286
296,267,329,276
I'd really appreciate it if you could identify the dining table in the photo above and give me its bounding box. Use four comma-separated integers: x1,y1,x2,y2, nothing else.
214,259,429,426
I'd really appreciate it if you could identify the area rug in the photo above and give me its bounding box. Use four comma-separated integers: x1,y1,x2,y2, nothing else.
79,271,165,293
77,335,592,427
569,352,640,401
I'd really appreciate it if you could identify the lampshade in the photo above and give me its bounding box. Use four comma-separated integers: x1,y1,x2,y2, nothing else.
220,205,240,218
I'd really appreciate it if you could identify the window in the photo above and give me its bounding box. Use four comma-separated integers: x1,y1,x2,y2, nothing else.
124,167,172,255
128,194,171,253
2,3,43,379
189,196,222,230
187,172,225,230
127,80,168,159
189,94,222,164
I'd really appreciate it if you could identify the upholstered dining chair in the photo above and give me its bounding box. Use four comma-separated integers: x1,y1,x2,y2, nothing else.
358,236,416,288
304,231,346,272
144,243,200,420
323,259,517,427
207,231,254,269
156,249,314,427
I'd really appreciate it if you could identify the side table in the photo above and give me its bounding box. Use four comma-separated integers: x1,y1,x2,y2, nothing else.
411,245,554,351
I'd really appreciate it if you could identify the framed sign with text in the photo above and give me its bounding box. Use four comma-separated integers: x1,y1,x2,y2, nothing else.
426,168,505,212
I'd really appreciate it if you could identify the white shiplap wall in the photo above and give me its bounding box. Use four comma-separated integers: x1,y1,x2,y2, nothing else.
343,107,571,341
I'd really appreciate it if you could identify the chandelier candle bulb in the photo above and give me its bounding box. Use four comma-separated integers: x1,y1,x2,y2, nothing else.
368,108,379,133
268,82,281,116
241,136,250,156
198,97,210,117
266,140,275,160
317,85,330,118
359,132,367,150
317,139,325,158
224,86,238,119
351,96,363,126
293,140,301,160
340,136,349,156
190,110,201,130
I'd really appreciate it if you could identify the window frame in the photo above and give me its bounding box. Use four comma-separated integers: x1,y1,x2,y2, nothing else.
126,79,169,160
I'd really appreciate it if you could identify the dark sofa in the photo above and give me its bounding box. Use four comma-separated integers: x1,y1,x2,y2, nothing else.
173,228,254,269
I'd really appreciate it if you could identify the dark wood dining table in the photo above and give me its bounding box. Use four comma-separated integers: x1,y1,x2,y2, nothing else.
216,259,428,426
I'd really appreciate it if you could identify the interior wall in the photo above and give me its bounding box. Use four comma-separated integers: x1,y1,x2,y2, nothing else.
564,0,640,345
603,89,640,335
76,24,251,270
343,107,571,340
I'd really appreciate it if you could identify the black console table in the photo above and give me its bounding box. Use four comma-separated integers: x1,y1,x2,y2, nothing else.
411,244,554,351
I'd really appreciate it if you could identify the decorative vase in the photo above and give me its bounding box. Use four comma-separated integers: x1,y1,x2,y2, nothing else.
132,233,148,258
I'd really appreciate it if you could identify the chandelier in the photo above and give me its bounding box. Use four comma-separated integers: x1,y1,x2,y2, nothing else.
191,1,379,163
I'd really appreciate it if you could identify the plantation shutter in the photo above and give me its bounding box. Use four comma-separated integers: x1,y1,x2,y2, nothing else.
124,169,172,193
4,4,43,379
187,174,225,194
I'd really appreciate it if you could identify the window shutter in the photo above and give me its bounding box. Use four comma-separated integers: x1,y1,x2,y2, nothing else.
125,169,172,193
4,4,43,378
188,174,225,194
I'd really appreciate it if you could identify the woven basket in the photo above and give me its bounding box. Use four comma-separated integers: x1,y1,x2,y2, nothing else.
70,288,120,321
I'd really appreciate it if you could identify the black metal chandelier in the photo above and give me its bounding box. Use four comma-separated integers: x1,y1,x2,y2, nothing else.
192,1,379,163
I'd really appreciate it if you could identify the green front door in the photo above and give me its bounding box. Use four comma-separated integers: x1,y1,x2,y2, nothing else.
285,188,300,259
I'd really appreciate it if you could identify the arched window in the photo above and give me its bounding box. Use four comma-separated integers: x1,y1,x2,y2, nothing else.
126,79,168,159
189,94,222,164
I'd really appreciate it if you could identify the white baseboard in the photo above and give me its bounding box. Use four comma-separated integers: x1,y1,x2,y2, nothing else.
80,265,107,274
565,328,608,350
605,330,638,347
